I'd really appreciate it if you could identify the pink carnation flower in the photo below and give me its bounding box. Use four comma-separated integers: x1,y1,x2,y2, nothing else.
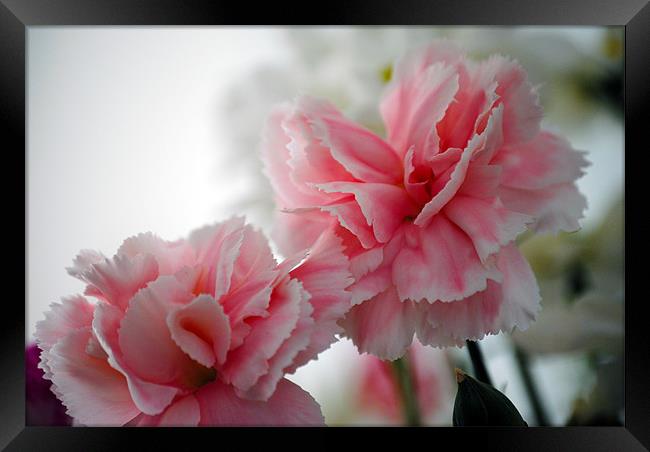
36,217,352,426
262,41,588,359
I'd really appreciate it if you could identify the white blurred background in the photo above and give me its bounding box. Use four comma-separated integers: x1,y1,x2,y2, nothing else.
27,27,623,426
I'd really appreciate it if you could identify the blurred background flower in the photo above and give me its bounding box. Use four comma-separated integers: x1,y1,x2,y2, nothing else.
26,343,72,426
352,341,455,426
28,27,623,426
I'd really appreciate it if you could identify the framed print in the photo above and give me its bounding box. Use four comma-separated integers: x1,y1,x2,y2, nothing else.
2,0,648,450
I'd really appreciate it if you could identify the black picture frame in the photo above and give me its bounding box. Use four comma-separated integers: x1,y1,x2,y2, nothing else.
3,0,648,450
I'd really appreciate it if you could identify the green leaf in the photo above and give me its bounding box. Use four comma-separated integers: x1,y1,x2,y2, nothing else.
452,369,528,426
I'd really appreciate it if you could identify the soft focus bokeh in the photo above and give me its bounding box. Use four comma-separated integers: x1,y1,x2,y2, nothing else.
27,27,623,426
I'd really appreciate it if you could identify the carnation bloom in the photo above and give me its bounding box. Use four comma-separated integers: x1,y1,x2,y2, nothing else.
35,217,352,426
262,40,588,360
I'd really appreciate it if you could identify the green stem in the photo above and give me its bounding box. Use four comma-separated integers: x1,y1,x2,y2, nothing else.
391,355,421,426
466,340,493,386
513,346,550,426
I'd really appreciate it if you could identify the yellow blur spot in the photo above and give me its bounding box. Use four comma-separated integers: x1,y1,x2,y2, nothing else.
380,64,393,84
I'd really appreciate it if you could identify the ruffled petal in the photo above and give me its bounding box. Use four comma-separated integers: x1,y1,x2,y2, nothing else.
118,276,209,387
349,266,392,306
283,102,356,198
76,254,159,310
315,181,417,243
381,61,459,159
117,232,195,275
393,216,501,303
498,183,587,234
65,249,105,279
415,106,504,227
167,294,231,368
480,55,543,146
491,243,541,333
286,228,353,371
220,278,305,393
262,103,330,209
188,217,246,300
137,394,201,427
349,245,384,279
435,59,495,152
443,195,531,262
46,328,140,426
242,296,313,401
92,302,179,416
298,96,403,184
388,40,466,86
320,199,377,249
196,378,324,426
219,225,278,348
494,131,589,190
271,209,336,258
416,243,540,346
341,288,417,361
35,295,95,351
415,281,503,347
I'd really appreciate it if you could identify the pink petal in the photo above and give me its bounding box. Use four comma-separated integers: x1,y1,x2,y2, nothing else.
188,217,246,300
491,243,541,333
271,209,336,258
349,266,392,306
416,243,540,346
137,394,201,427
77,253,159,310
481,55,543,146
117,232,195,275
220,278,305,393
494,131,589,190
92,302,179,416
392,216,501,303
415,106,504,227
498,183,587,234
456,163,502,198
66,249,105,279
286,227,353,371
443,195,531,262
435,60,494,152
389,40,465,84
118,276,210,388
320,199,378,249
381,61,459,158
167,294,231,368
262,103,331,209
341,287,417,361
242,297,314,401
46,328,140,426
415,280,503,347
403,146,433,206
315,182,417,243
284,106,356,194
35,295,95,351
219,225,278,348
349,245,384,280
196,378,324,426
229,225,277,290
298,96,403,184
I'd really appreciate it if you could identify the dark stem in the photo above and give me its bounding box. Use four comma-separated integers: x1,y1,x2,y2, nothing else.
465,340,493,386
390,355,421,426
513,346,550,426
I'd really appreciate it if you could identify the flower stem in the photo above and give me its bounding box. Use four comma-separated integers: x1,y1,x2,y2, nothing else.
513,346,550,426
465,340,493,386
391,355,421,426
